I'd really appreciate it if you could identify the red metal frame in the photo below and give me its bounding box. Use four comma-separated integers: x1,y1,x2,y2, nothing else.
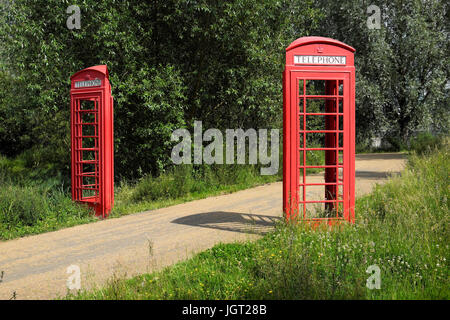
70,65,114,218
283,37,355,224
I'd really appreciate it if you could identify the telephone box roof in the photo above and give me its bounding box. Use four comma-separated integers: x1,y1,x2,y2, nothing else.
286,36,355,53
70,65,109,80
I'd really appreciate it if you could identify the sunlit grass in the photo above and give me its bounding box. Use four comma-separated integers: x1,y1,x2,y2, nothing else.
68,141,449,300
0,160,281,240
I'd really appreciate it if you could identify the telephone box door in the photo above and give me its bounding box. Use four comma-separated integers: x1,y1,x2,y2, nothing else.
71,93,102,211
289,72,351,221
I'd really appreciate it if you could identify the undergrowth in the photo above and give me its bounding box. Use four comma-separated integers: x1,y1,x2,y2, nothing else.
68,141,449,300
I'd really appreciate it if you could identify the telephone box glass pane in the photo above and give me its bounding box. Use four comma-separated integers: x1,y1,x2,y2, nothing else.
297,78,345,219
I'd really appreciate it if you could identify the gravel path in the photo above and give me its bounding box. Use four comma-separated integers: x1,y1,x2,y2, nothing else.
0,153,406,300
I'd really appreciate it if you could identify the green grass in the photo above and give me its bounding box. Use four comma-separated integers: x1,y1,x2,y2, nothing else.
0,155,288,240
0,183,96,240
109,163,283,218
110,146,326,217
0,144,325,241
68,142,449,300
0,156,96,240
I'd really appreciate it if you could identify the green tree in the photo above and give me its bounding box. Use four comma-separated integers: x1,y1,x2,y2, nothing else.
315,0,449,144
0,1,187,179
0,0,323,179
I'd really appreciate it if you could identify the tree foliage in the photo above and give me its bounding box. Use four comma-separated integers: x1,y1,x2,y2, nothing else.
315,0,449,143
0,0,448,180
0,0,323,179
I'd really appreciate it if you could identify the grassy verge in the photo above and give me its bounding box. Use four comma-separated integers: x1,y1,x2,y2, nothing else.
109,163,281,218
0,157,96,240
68,142,449,300
110,148,325,217
0,156,289,240
0,184,96,240
0,143,325,241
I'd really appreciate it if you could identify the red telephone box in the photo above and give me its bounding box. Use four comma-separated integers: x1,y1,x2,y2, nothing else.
283,37,355,224
70,65,114,218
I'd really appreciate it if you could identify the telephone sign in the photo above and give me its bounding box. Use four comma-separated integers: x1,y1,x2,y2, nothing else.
75,79,102,88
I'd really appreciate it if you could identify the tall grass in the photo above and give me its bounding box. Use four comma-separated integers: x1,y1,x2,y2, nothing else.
109,162,284,218
132,163,281,202
69,142,449,300
109,146,334,217
0,155,96,239
110,148,324,217
0,155,284,239
0,133,331,239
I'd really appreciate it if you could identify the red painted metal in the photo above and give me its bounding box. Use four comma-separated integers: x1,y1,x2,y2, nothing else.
70,65,114,218
283,37,356,224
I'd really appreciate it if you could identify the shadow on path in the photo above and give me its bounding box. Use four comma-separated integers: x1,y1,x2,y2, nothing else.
171,211,281,235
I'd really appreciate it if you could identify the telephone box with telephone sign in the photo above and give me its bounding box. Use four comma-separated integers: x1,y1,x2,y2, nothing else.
70,65,114,218
283,37,355,224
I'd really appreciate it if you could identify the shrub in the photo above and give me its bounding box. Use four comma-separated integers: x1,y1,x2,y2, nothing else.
409,132,443,155
0,184,49,227
0,182,93,240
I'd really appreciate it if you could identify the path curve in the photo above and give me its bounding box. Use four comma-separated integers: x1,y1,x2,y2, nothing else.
0,153,406,299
